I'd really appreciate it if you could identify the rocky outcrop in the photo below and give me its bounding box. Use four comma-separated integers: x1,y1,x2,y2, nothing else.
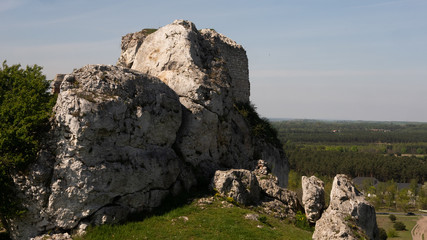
313,174,379,240
9,65,193,239
7,20,288,239
212,169,261,205
119,20,287,185
301,176,325,223
212,160,300,218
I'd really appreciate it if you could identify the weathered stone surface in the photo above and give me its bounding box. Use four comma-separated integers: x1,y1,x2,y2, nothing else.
212,161,300,218
122,20,288,185
301,176,325,223
313,174,379,240
212,169,261,205
254,160,301,218
9,65,190,239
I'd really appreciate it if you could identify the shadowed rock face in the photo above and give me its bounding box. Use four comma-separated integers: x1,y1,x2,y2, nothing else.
313,174,379,240
7,20,289,239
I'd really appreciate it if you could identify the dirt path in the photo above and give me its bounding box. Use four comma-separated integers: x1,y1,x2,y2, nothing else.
412,216,427,240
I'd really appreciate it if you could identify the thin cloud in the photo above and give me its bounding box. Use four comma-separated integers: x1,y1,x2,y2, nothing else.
0,0,27,13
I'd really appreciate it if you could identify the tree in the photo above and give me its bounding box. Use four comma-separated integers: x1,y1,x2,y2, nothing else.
388,214,396,222
0,61,56,218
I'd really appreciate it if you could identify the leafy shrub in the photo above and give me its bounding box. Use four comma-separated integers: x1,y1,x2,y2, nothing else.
393,221,406,231
294,211,313,231
0,61,56,218
234,102,281,148
378,227,387,240
388,214,396,222
257,215,267,224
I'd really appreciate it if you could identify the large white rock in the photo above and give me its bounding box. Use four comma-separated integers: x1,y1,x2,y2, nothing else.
313,174,379,240
9,65,190,239
125,20,288,185
301,176,325,223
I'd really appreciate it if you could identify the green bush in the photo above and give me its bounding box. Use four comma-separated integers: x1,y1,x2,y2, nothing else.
393,221,406,231
0,61,56,218
294,211,313,231
388,214,396,222
378,227,388,240
234,102,281,148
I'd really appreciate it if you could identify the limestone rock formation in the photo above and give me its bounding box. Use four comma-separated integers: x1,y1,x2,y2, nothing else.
301,176,325,223
211,169,261,205
313,174,379,240
6,20,289,239
9,65,192,239
118,20,288,185
212,160,300,218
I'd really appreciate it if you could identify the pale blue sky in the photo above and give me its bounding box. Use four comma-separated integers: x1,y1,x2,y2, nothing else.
2,0,427,122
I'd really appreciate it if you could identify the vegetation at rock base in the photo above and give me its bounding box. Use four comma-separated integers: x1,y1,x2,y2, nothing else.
0,61,56,219
75,194,312,240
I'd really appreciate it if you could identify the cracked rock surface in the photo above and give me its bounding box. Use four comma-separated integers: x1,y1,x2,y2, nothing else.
301,175,325,223
312,174,379,240
8,20,289,239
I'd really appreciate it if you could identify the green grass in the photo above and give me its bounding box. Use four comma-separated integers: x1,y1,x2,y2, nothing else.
75,196,312,240
376,214,420,239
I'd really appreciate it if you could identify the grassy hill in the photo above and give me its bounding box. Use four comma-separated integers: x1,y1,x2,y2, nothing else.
75,194,313,240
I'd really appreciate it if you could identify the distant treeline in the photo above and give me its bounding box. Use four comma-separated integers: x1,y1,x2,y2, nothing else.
272,120,427,143
272,120,427,183
284,144,426,183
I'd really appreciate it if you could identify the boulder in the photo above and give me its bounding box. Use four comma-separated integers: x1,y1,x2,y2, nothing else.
212,160,300,218
211,169,261,205
313,174,379,240
301,176,325,223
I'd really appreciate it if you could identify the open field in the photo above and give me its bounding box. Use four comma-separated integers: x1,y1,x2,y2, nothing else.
376,214,421,239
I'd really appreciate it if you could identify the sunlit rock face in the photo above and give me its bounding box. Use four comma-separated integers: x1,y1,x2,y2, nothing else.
313,174,379,240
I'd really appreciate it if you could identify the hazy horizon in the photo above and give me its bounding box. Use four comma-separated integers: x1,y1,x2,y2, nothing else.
2,0,426,122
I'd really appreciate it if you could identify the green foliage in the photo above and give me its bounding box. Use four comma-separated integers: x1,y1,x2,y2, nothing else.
294,211,313,231
387,228,398,237
0,61,56,218
257,215,267,224
141,28,157,35
393,221,406,231
388,214,396,222
378,227,388,240
235,102,281,148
